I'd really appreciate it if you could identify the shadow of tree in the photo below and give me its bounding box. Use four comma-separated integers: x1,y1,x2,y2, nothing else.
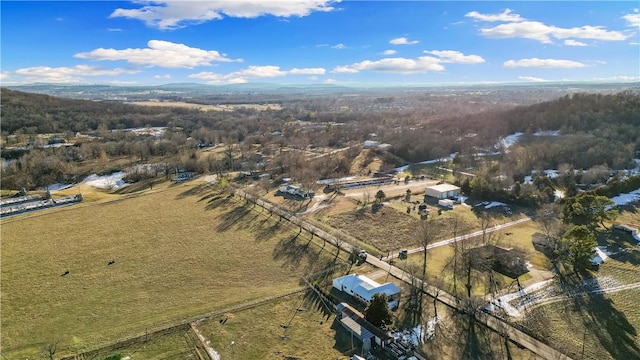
272,235,307,270
173,183,211,199
301,288,335,321
215,203,261,232
113,179,162,194
572,284,640,359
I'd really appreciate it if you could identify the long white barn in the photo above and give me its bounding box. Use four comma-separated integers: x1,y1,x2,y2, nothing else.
333,274,401,310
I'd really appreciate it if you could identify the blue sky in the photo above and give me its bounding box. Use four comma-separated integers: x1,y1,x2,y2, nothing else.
1,1,639,86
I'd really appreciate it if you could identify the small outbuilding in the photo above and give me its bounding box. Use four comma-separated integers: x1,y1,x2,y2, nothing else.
336,303,394,353
425,183,460,199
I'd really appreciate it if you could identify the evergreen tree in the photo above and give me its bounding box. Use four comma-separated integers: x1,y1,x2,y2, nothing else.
364,293,393,327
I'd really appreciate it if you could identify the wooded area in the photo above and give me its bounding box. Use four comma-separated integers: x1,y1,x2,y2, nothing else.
1,88,639,192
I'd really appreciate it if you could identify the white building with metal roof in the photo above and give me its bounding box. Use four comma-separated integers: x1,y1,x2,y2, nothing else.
333,274,401,310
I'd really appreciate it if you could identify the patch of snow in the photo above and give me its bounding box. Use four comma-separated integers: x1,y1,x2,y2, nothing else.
83,172,129,190
543,169,559,179
394,153,457,172
534,130,561,137
316,176,357,185
498,131,561,150
485,201,506,209
591,247,609,265
610,188,640,206
43,183,73,192
493,279,555,317
125,126,166,138
499,133,523,149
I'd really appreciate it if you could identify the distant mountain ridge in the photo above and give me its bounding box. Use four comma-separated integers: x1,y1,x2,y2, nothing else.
5,81,638,101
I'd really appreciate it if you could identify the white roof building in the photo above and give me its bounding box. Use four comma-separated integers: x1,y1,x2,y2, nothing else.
425,183,461,199
333,274,401,309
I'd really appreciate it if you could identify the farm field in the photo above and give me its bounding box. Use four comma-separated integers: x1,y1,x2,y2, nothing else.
0,180,344,358
196,291,350,360
193,287,541,360
519,258,640,360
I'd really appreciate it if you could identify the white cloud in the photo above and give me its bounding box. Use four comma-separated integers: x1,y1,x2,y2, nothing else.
324,78,337,84
503,58,587,68
465,9,524,22
564,39,587,46
333,57,444,74
518,76,548,82
0,73,8,80
75,40,241,68
333,65,359,74
480,20,630,44
154,74,172,79
424,50,485,64
189,65,326,84
622,9,640,27
382,49,397,55
107,28,122,32
389,37,419,45
331,43,347,49
110,1,338,30
288,67,326,75
13,65,139,83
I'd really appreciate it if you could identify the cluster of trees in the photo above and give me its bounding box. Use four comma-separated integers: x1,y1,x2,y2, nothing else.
536,190,620,274
2,88,638,195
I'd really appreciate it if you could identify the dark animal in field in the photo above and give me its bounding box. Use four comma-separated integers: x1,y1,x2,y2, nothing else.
108,260,115,265
61,270,70,276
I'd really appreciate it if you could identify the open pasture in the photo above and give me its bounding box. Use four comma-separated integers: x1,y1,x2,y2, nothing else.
1,181,339,358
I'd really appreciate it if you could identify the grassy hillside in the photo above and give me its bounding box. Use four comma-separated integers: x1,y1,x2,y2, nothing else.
0,181,341,358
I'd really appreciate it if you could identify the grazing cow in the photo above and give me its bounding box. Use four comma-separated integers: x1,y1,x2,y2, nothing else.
108,260,115,265
61,270,70,276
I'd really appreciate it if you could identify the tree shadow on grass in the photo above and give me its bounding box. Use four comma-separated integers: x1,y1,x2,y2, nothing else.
272,235,307,270
215,203,261,232
250,212,297,244
571,282,640,359
301,288,336,322
175,183,213,199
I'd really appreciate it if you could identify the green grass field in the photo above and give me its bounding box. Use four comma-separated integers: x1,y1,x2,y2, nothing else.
1,181,344,358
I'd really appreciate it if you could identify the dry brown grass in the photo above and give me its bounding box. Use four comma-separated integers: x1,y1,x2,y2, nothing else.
0,181,341,358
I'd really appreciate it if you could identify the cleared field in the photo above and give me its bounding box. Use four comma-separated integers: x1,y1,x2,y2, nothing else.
1,182,340,358
520,259,640,359
197,291,351,360
130,101,282,111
